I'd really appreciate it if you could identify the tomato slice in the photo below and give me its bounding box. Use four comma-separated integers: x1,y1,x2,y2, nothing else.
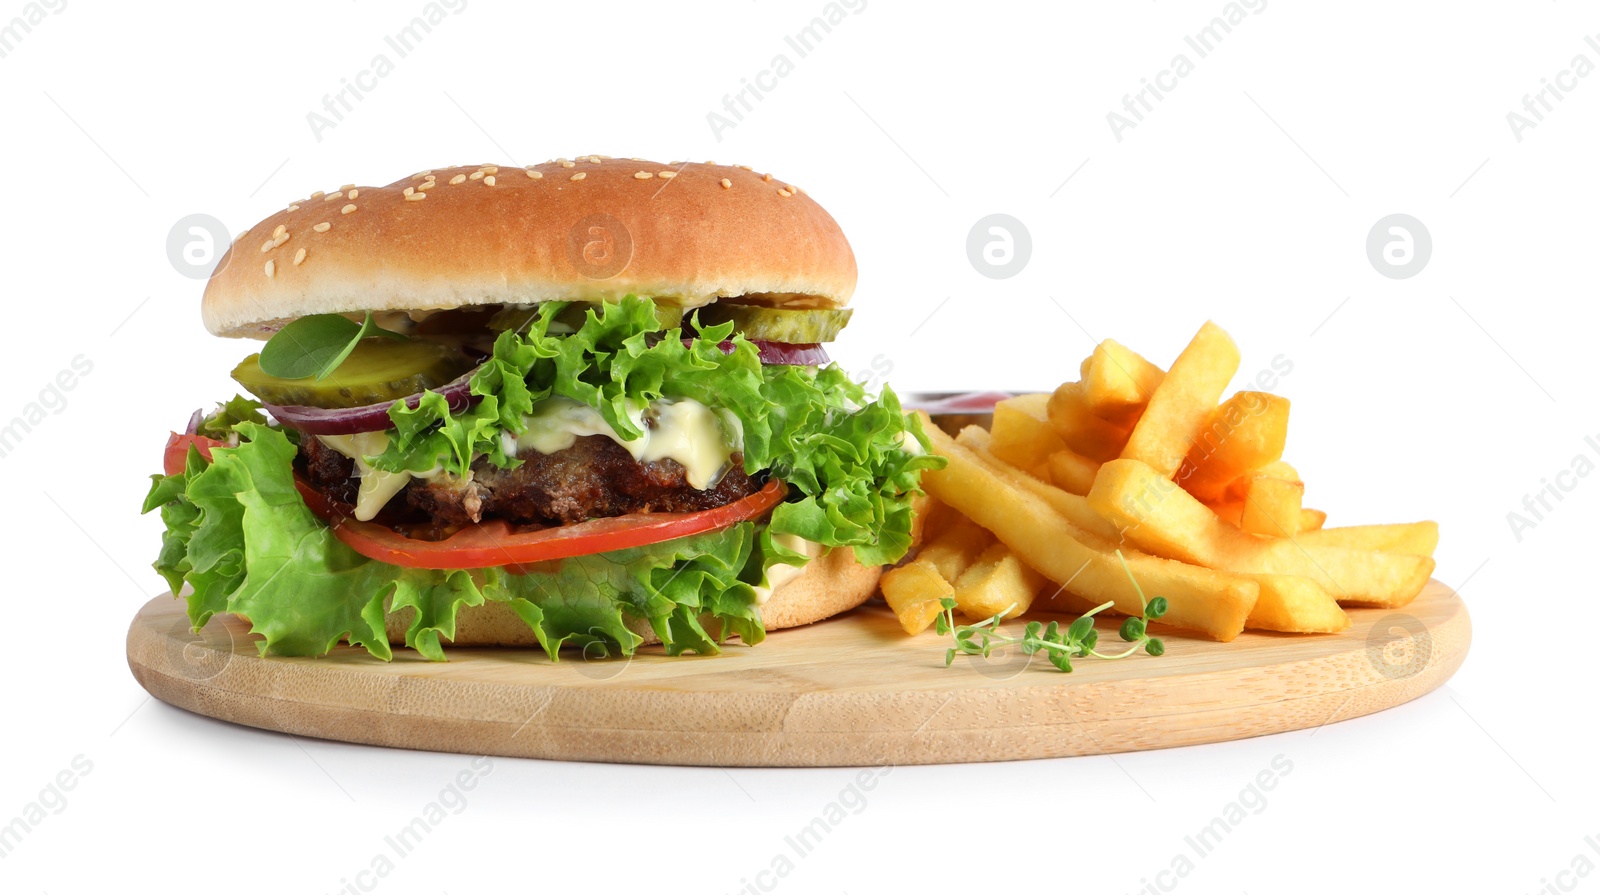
163,432,226,476
328,479,787,571
159,431,785,571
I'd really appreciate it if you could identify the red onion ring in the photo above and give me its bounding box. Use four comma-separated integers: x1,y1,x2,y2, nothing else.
263,368,481,436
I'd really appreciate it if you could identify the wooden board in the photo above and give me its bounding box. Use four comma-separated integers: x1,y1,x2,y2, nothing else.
126,581,1468,767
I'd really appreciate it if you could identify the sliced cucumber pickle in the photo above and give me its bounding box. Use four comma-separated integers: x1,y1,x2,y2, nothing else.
489,301,685,333
691,306,852,343
232,339,475,408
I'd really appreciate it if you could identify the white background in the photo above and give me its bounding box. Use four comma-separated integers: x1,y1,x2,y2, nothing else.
1,1,1594,892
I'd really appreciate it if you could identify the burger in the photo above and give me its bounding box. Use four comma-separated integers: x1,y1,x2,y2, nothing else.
143,157,940,662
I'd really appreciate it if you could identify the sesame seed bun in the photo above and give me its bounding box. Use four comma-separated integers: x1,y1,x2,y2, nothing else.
381,546,882,649
204,158,858,338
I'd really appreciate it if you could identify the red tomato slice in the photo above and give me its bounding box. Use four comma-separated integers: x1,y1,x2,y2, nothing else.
328,479,788,571
159,431,784,571
163,432,226,476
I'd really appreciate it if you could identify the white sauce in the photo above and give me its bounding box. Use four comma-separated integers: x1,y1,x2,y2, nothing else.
513,397,737,490
752,534,822,605
317,431,414,522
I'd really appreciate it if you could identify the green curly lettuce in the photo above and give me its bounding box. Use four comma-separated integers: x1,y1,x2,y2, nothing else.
143,297,942,661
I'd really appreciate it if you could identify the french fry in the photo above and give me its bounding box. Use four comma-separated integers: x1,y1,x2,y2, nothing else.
1121,321,1241,478
1222,460,1299,503
1179,393,1292,501
1239,474,1305,537
988,393,1067,470
880,560,953,635
1293,522,1439,557
1245,575,1349,633
1046,447,1101,496
953,543,1045,620
1082,338,1165,419
921,425,1259,641
956,427,1119,540
1047,382,1134,462
1300,508,1327,531
916,514,995,583
1089,458,1434,607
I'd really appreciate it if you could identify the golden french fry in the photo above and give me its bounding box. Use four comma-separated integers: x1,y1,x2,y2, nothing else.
988,393,1067,470
953,542,1044,620
908,491,940,548
1122,321,1241,478
916,513,995,583
922,426,1259,641
1223,460,1300,503
956,427,1119,540
1179,393,1291,501
1089,458,1433,607
1300,508,1327,531
1047,382,1134,462
1046,447,1101,496
1239,474,1305,537
1246,574,1349,633
880,560,953,635
1083,338,1165,418
1293,522,1439,557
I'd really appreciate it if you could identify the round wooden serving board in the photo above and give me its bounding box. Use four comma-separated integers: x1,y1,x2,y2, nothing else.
126,581,1468,766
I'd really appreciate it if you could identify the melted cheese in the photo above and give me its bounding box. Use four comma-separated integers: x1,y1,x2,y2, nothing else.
317,431,413,522
513,397,736,490
752,534,822,605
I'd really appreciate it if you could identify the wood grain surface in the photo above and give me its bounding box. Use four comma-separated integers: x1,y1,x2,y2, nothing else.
126,581,1468,766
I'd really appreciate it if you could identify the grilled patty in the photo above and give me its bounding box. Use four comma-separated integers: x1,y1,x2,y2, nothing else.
299,434,758,535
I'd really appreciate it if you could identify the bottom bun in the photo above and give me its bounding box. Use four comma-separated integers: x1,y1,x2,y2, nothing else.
383,546,882,649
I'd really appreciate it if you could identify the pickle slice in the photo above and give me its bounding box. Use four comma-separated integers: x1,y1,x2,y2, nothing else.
232,339,475,408
691,306,852,343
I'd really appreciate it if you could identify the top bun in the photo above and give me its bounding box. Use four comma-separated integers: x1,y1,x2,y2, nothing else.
203,157,858,338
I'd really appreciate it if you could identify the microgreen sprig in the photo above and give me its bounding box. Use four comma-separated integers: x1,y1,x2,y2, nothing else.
936,550,1168,673
257,312,406,381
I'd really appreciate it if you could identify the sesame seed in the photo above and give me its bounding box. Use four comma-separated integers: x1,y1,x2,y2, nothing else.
293,248,307,266
484,175,497,186
273,224,287,237
264,259,275,278
348,189,359,199
403,186,415,196
313,222,331,233
450,174,467,185
720,178,732,189
570,172,586,181
340,183,355,191
469,171,485,181
560,160,576,168
634,171,652,180
704,160,716,165
737,165,753,171
272,232,290,247
480,165,499,174
287,204,301,212
311,190,326,199
587,156,602,164
658,171,676,179
778,188,793,197
763,173,773,182
260,239,273,253
325,192,341,202
526,169,543,179
341,203,357,214
405,191,427,201
413,171,432,178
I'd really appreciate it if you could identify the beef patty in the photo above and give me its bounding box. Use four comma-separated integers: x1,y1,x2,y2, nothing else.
298,433,758,535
